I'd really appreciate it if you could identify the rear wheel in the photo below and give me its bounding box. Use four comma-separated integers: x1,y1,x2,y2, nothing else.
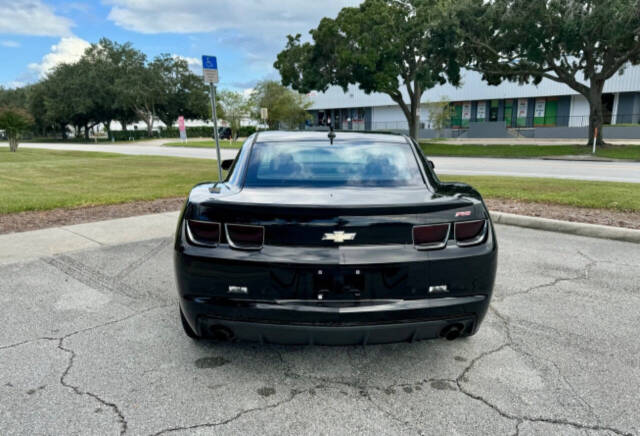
179,305,201,340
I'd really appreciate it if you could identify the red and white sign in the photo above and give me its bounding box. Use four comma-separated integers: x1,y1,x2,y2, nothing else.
517,99,528,118
178,116,187,141
462,102,472,120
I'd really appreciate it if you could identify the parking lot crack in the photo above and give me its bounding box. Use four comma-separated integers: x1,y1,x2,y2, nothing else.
496,251,597,302
150,388,310,435
57,337,128,435
0,336,58,351
454,330,632,436
45,305,170,436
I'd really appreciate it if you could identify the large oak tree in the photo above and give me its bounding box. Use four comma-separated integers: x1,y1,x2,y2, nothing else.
457,0,640,145
274,0,461,140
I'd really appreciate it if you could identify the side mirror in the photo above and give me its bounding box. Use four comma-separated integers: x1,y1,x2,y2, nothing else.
427,159,435,170
221,159,234,171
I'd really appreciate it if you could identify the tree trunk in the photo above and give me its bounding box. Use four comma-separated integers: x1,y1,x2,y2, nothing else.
9,136,18,152
146,116,154,137
409,83,422,142
120,120,127,131
586,80,606,147
84,124,90,140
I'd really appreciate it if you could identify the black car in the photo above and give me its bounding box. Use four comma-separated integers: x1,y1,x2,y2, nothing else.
218,127,232,140
174,131,497,345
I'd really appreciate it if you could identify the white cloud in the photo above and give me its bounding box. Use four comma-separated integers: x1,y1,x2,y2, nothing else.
0,0,73,36
172,54,200,69
1,40,21,48
3,81,27,89
105,0,361,70
106,0,359,35
242,88,254,98
28,36,90,78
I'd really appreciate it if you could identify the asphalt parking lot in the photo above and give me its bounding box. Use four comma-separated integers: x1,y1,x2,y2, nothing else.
1,224,639,436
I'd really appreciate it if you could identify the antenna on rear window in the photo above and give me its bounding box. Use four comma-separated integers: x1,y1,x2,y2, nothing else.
328,118,336,145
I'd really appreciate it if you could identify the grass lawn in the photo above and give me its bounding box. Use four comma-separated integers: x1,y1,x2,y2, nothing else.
1,148,637,215
163,140,242,149
420,142,640,160
0,148,221,214
439,174,640,212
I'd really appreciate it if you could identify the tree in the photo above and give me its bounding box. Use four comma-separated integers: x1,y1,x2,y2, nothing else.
82,38,144,136
274,0,461,140
249,80,311,129
0,86,29,109
42,63,92,138
152,54,209,129
217,90,250,141
0,107,34,152
425,97,451,134
456,0,640,146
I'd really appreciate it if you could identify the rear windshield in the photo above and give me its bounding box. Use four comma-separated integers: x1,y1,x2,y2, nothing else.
244,141,424,188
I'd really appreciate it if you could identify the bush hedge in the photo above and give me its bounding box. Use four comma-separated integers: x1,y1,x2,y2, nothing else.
26,125,261,142
109,126,258,141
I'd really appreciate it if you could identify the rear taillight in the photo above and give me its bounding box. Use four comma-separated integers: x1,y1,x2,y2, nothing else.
186,220,220,247
412,223,450,250
226,224,264,250
454,220,487,246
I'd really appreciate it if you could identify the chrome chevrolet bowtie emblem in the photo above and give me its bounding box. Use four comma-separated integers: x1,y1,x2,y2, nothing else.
322,231,356,243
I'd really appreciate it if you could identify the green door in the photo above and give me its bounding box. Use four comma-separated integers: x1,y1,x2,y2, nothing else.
451,104,462,128
545,100,558,126
504,100,513,127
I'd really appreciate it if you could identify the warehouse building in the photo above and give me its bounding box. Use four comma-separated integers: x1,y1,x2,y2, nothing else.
305,67,640,138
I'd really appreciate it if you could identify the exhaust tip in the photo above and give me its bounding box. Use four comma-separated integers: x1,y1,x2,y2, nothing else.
440,323,464,341
209,325,235,342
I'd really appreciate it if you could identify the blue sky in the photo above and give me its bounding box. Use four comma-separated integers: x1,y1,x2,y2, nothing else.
1,0,360,91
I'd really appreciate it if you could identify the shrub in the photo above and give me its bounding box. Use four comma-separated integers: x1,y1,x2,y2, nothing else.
0,107,34,152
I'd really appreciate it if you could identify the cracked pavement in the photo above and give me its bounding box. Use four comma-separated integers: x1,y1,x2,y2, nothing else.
1,225,639,435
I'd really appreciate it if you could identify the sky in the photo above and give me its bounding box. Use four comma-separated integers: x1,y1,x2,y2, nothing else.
0,0,361,91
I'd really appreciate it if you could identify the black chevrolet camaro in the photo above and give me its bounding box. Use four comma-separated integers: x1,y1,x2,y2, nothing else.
174,131,497,345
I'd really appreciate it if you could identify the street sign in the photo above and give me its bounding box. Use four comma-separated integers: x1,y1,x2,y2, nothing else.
202,55,223,182
260,107,268,120
202,55,219,84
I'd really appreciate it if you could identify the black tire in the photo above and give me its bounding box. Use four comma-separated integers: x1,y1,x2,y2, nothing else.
179,305,201,340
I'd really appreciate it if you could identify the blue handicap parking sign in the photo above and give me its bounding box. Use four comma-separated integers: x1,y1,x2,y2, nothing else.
202,55,217,70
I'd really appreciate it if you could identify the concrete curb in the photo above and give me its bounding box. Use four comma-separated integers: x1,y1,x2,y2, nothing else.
491,211,640,244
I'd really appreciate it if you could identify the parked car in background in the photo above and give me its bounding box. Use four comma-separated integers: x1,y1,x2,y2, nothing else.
174,131,498,345
218,127,232,140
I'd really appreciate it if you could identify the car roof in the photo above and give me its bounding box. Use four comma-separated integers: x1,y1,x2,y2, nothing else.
254,130,409,144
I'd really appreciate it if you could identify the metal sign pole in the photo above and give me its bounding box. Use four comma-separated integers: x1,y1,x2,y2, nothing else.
210,82,223,182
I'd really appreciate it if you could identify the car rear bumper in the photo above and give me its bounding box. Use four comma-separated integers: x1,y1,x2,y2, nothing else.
179,293,489,345
199,316,477,346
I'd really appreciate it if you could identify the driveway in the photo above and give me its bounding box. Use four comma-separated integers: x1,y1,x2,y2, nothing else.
18,141,640,183
1,219,638,435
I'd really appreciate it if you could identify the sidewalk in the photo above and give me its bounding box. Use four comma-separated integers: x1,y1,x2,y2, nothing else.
0,211,179,265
